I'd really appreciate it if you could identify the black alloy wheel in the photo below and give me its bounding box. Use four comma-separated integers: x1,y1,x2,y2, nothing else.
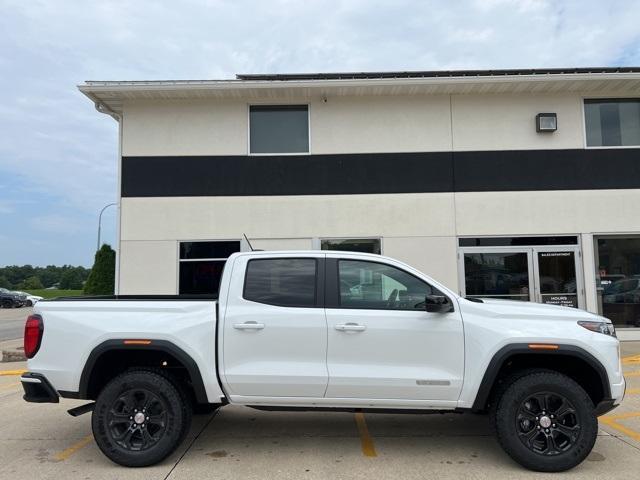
493,371,598,472
107,387,168,452
92,370,192,467
516,391,580,455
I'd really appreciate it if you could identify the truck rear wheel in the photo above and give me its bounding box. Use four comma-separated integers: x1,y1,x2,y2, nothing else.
492,371,597,472
92,370,192,467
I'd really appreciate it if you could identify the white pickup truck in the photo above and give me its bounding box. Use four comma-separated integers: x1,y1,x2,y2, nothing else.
21,251,625,471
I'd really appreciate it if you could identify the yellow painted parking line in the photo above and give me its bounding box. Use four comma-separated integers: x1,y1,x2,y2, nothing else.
54,435,94,461
627,388,640,395
624,371,640,378
599,413,640,442
0,370,26,376
354,412,377,457
604,411,640,421
623,354,640,365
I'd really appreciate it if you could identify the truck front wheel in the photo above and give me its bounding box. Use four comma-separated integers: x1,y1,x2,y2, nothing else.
92,370,192,467
493,371,598,472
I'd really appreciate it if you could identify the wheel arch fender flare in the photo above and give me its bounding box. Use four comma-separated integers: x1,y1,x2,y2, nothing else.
79,339,209,404
471,343,611,411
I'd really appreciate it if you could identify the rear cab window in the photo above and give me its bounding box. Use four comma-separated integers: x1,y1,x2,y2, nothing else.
243,258,318,307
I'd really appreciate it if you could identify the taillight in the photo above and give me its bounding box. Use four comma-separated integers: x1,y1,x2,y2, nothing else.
24,314,43,359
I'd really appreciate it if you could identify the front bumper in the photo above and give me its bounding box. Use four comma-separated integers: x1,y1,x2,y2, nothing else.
21,372,59,403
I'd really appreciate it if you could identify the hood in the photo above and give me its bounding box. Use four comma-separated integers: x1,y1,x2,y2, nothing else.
460,297,608,323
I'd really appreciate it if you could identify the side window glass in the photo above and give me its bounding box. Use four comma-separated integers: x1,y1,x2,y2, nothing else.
244,258,317,307
338,260,440,310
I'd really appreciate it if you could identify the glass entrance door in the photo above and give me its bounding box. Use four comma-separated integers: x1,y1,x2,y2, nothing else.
462,250,533,302
459,245,584,309
533,249,580,308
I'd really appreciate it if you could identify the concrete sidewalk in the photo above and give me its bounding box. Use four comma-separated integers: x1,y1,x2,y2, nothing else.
0,338,25,363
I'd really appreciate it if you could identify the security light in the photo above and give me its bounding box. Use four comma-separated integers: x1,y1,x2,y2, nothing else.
536,113,557,132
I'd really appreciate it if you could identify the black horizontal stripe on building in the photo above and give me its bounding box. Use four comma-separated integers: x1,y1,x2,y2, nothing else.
121,148,640,197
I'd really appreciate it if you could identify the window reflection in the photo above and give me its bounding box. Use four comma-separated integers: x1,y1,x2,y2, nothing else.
463,252,530,301
597,237,640,327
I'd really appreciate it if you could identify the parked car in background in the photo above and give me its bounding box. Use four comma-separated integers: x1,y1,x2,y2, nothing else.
0,288,26,308
14,291,43,307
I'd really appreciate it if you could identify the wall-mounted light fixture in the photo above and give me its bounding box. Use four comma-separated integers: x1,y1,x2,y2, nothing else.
536,113,557,132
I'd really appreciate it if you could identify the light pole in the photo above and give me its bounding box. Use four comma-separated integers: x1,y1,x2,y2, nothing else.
97,203,117,251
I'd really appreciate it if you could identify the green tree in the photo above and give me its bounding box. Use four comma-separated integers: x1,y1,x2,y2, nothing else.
0,275,12,289
84,244,116,295
20,276,43,290
59,269,83,289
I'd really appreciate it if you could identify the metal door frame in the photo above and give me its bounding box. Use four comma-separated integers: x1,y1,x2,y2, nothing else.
458,244,585,309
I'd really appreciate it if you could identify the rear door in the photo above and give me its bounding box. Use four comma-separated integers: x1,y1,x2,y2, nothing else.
221,253,328,398
324,255,464,404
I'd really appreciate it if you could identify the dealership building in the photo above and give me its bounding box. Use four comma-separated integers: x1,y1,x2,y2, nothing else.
80,68,640,337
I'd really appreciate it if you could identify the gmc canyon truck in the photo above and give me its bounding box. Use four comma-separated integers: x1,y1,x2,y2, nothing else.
21,251,625,471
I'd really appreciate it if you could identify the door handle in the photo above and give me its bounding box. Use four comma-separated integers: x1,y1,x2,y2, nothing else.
233,321,265,330
335,323,366,332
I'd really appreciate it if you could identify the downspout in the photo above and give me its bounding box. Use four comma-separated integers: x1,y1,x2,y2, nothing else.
93,100,122,295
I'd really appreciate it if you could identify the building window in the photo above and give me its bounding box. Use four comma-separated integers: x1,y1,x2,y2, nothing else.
596,236,640,328
320,238,381,254
585,99,640,147
244,258,317,307
179,240,240,294
249,105,309,154
463,252,531,302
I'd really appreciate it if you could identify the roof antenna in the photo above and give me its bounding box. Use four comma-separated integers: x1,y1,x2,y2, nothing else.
243,233,255,251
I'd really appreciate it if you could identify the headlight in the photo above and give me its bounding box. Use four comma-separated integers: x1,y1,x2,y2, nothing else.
578,320,616,337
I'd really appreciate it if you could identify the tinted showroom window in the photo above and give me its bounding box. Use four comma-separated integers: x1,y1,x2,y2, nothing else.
249,105,309,154
321,238,381,254
179,241,240,294
244,258,317,307
585,99,640,147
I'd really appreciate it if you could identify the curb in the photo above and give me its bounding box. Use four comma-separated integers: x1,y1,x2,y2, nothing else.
1,349,26,363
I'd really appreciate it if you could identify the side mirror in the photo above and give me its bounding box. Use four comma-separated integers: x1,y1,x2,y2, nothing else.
425,294,453,313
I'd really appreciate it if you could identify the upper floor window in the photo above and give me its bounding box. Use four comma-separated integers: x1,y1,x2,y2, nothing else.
585,99,640,147
244,258,317,307
249,105,309,154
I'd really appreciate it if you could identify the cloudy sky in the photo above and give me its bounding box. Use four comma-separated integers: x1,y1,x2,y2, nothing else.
1,0,639,267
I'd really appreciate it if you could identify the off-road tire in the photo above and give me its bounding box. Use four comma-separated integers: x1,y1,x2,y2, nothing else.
92,369,192,467
492,371,597,472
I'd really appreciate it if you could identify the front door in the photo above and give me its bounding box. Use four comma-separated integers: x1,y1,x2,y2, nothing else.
324,256,465,403
222,254,328,398
533,248,581,308
459,245,584,309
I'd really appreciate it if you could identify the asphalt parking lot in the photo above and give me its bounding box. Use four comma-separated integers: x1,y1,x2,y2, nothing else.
1,344,639,479
0,306,31,342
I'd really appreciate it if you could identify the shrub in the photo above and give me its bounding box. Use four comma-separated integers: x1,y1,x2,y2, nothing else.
84,244,116,295
20,276,44,290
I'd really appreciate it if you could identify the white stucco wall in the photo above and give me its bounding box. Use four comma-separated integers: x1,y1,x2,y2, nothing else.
119,240,177,294
122,99,247,156
121,92,587,157
311,95,452,153
451,93,584,151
